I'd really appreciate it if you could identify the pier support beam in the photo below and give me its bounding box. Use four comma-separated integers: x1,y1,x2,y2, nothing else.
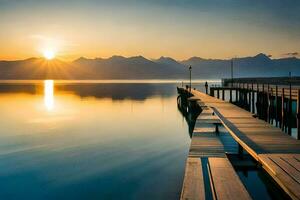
281,88,285,131
288,86,292,135
251,83,255,113
210,88,214,97
275,86,279,127
297,89,300,140
222,89,225,100
267,84,270,123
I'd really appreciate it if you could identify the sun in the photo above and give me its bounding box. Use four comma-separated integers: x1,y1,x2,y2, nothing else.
43,50,55,60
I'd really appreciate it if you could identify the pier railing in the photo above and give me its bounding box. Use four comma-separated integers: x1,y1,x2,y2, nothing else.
208,77,300,139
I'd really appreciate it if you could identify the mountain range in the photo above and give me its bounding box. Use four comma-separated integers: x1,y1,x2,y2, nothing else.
0,53,299,79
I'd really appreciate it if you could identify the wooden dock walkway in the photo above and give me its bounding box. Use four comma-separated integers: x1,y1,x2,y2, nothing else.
181,89,300,200
208,79,300,138
181,100,252,200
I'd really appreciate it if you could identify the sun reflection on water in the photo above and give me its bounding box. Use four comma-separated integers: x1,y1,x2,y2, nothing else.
44,80,54,110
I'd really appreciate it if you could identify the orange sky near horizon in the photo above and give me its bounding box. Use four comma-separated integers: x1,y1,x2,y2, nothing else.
0,0,299,61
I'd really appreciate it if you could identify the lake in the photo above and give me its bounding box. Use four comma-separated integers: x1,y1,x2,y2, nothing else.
0,80,285,200
0,80,196,200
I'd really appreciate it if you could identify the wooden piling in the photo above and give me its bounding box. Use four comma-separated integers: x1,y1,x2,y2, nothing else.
297,89,300,140
267,84,270,123
257,84,260,118
222,89,225,100
246,84,250,111
275,86,278,127
281,88,285,131
288,86,292,135
210,88,214,97
251,83,255,113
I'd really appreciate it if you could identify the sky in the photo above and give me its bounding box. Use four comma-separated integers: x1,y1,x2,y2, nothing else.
0,0,300,60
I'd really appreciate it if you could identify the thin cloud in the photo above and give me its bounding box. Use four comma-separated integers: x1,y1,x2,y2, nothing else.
282,52,299,57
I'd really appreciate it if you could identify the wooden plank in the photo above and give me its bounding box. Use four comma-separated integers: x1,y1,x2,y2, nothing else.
196,119,221,124
189,88,300,199
271,156,300,183
259,154,300,200
180,158,205,200
193,127,216,133
190,132,225,158
209,157,252,200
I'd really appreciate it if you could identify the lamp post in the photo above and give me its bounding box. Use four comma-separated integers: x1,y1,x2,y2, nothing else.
189,66,192,93
231,58,234,87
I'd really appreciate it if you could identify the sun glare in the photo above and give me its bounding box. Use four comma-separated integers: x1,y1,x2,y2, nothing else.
43,50,55,60
44,80,54,110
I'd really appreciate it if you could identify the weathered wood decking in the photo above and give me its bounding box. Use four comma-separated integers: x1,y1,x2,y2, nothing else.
181,100,251,200
181,89,300,200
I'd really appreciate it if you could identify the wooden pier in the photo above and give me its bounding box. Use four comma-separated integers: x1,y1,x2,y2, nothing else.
181,102,251,200
207,79,300,139
179,87,300,200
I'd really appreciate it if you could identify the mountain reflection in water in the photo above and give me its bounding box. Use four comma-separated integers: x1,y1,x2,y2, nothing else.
0,80,192,200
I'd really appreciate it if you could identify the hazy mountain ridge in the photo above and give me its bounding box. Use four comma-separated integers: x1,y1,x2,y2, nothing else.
0,54,299,79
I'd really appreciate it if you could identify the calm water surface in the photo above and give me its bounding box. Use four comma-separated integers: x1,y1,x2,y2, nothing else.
0,81,192,200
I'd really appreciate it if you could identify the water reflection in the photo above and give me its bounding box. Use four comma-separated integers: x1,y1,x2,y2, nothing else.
177,93,200,138
0,81,175,101
0,81,190,200
44,80,54,110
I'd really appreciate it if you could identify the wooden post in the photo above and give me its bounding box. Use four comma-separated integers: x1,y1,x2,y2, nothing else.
262,84,265,121
237,83,240,103
275,85,278,127
267,84,270,123
288,86,292,135
215,124,219,134
257,84,260,117
217,89,220,99
281,88,285,131
222,89,225,100
210,88,214,97
230,88,232,103
297,89,300,140
247,84,250,111
251,83,255,113
245,89,248,110
236,88,238,103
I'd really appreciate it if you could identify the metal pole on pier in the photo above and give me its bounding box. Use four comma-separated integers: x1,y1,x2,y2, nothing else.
231,58,234,87
189,66,192,93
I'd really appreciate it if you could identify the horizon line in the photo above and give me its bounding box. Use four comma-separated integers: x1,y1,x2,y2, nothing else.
0,52,299,62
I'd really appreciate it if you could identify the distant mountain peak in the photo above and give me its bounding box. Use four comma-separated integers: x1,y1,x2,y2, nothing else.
154,56,183,67
74,57,88,62
187,56,206,62
254,53,271,60
109,55,126,60
128,56,151,63
129,55,146,60
157,56,177,61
